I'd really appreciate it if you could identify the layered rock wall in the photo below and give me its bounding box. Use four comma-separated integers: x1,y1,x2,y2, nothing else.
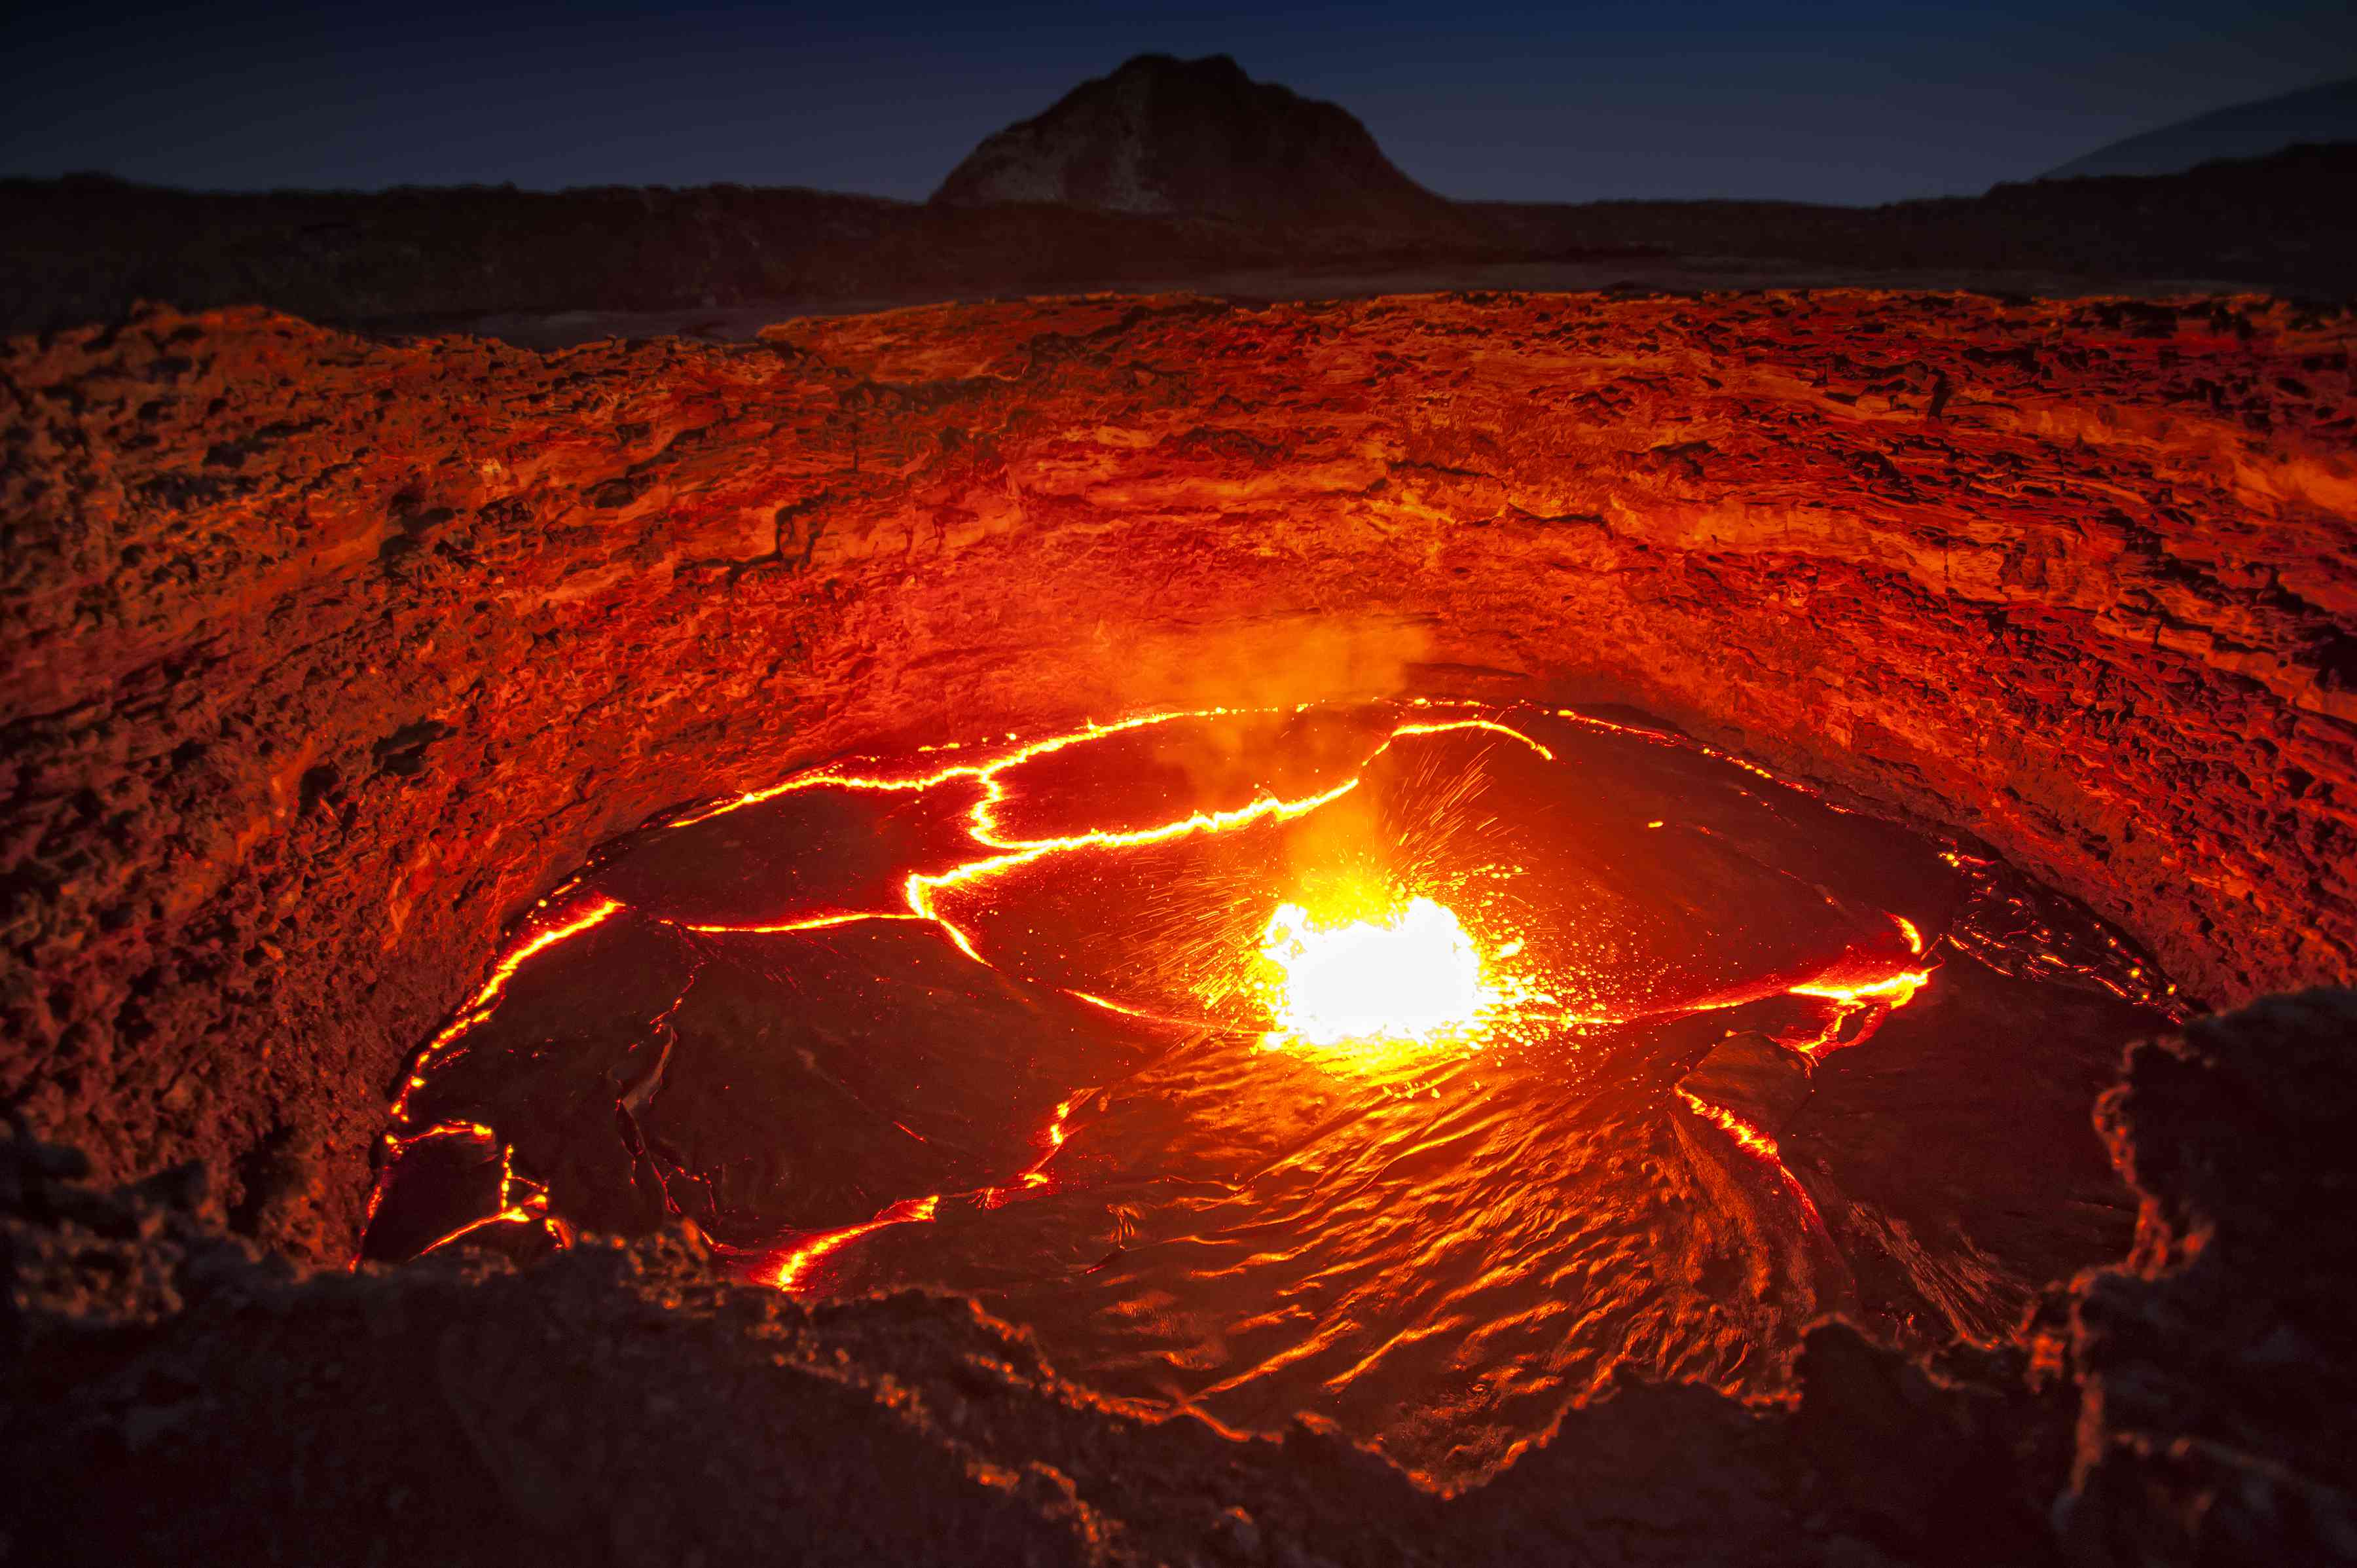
3,290,2351,1255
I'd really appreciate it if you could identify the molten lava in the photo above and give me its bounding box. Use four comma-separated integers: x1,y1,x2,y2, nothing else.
362,696,2181,1484
1254,894,1503,1052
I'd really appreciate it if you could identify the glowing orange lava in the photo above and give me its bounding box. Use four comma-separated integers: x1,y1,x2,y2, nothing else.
390,896,625,1120
772,1194,941,1290
412,1129,569,1256
666,704,1560,998
1677,1087,1782,1160
1783,965,1934,1057
1254,895,1503,1053
1791,969,1931,1010
378,698,1968,1287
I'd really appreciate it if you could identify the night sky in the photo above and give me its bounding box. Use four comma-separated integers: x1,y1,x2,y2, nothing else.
6,1,2354,206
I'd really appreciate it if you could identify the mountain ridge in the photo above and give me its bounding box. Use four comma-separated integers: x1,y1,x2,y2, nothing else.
930,53,1470,236
2043,77,2357,180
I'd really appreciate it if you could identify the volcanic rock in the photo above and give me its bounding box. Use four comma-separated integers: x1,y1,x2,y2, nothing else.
1680,1031,1816,1136
5,289,2350,1259
2062,987,2357,1563
5,278,2356,1560
9,993,2352,1563
931,53,1469,234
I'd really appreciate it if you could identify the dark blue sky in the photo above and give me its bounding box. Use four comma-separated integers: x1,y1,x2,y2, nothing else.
5,2,2353,205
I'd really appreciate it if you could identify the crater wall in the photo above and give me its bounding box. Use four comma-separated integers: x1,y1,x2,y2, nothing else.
3,291,2351,1255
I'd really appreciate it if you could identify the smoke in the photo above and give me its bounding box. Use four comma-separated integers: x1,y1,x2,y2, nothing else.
1084,611,1433,717
1073,611,1437,890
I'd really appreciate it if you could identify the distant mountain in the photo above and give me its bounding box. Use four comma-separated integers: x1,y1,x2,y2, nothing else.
2043,77,2357,180
931,53,1467,234
5,116,2351,336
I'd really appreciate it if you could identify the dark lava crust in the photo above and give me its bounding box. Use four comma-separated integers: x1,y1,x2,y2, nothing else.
5,992,2352,1565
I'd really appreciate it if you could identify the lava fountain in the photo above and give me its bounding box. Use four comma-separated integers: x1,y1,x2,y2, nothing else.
361,697,2176,1484
1254,894,1506,1055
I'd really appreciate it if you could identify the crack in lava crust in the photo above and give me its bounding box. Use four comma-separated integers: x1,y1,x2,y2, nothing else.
363,697,2176,1483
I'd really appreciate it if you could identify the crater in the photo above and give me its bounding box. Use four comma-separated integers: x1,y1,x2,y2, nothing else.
367,699,2172,1484
3,289,2351,1563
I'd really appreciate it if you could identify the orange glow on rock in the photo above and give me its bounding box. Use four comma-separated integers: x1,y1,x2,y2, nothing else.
771,1194,941,1290
1677,1087,1782,1161
391,896,625,1119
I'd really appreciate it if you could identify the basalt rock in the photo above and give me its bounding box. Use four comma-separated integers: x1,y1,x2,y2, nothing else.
2,289,2352,1271
1680,1032,1816,1137
2061,988,2357,1564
